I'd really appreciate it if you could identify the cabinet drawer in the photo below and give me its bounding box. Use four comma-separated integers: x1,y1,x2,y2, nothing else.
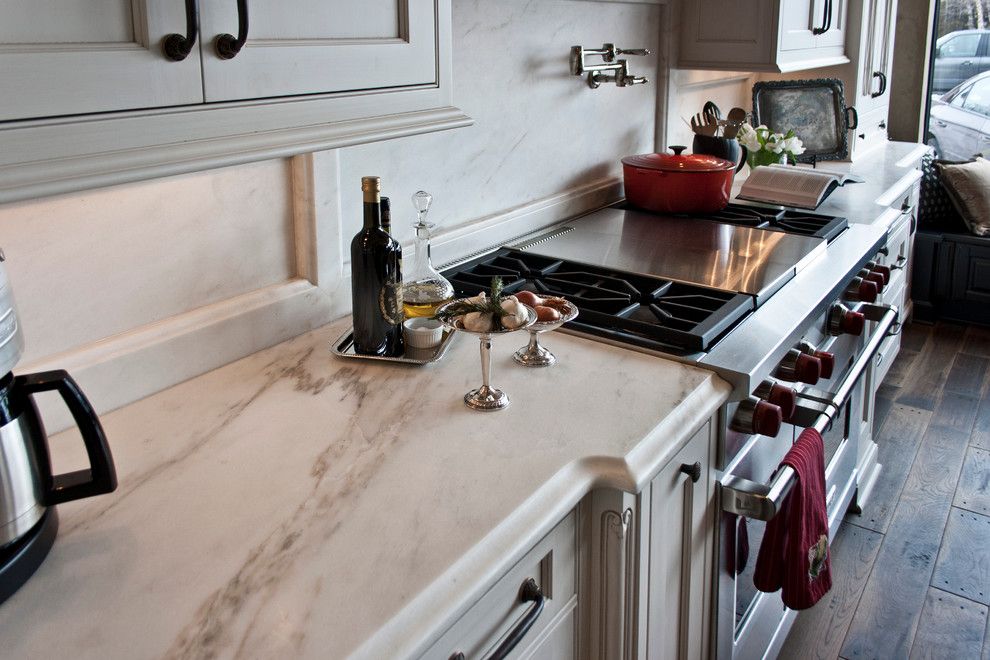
423,511,577,659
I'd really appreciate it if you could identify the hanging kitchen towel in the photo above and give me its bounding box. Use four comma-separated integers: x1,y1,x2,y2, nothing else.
753,428,832,610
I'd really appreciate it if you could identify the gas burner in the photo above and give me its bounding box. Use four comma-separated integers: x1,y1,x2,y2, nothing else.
444,249,753,353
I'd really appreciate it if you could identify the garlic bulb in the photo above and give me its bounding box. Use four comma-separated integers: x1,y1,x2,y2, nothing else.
499,299,529,329
461,311,493,332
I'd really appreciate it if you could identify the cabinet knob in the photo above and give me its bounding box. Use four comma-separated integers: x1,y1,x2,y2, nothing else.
680,461,702,483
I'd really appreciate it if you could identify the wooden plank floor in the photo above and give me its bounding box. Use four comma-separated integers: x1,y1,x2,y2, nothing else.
781,321,990,660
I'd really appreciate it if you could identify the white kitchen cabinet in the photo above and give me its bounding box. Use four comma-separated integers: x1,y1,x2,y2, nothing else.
844,0,900,157
422,510,578,659
678,0,849,73
0,1,203,121
644,421,714,660
199,0,439,102
0,0,469,204
580,418,717,660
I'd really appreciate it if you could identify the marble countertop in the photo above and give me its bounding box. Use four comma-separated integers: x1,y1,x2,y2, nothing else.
732,140,929,229
0,318,730,659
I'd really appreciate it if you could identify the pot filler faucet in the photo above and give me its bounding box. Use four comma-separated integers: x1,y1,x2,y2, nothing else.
569,43,650,89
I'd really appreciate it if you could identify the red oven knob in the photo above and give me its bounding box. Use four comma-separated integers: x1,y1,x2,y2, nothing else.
799,342,836,380
846,276,879,303
865,261,891,285
754,380,797,422
828,304,865,336
730,396,783,437
860,268,886,293
776,348,822,385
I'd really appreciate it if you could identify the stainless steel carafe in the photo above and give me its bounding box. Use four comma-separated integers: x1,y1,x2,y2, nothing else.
0,251,117,549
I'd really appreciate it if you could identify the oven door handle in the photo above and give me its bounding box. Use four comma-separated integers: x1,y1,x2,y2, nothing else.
720,304,899,521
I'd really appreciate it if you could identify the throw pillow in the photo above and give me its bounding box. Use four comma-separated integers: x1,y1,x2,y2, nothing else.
937,157,990,237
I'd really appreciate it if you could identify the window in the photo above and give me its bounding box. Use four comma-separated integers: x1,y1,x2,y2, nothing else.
962,77,990,116
949,85,971,107
939,33,982,58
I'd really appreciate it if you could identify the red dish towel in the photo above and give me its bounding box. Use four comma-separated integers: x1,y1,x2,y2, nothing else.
753,428,832,610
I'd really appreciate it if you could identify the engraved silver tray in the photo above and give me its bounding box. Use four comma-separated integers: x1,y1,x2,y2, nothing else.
330,327,457,365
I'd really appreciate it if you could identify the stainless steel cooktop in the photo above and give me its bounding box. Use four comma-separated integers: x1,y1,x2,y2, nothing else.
517,206,827,305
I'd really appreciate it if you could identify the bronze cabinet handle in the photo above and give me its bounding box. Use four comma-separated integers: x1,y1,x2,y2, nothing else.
215,0,249,59
162,0,199,62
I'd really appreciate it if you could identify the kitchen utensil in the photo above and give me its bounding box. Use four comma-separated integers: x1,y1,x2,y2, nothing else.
691,113,718,137
752,78,858,162
622,147,737,214
0,252,117,604
724,107,747,138
692,134,748,173
703,101,722,134
436,300,537,411
512,298,579,367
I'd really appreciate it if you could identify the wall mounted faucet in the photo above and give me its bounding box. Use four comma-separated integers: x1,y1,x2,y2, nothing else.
569,43,650,89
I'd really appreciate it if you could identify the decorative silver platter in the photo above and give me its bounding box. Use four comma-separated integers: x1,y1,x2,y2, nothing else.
330,327,456,365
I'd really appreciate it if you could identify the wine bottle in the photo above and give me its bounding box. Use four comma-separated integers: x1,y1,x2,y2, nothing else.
351,177,404,356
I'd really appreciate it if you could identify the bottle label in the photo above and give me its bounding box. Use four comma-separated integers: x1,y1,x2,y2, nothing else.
379,281,403,325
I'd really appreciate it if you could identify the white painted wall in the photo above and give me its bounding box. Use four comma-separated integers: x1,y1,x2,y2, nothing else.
0,0,664,428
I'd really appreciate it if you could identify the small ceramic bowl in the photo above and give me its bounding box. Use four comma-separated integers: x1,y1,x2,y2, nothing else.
403,317,445,349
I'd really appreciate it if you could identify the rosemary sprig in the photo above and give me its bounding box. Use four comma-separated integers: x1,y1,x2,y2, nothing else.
434,277,510,329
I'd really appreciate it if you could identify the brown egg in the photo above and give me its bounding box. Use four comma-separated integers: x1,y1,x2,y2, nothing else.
515,290,544,307
535,305,562,322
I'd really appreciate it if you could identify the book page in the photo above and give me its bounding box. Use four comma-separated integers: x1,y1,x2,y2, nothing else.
738,167,835,208
767,163,865,184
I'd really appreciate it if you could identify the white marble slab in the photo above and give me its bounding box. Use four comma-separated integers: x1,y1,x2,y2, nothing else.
0,318,730,659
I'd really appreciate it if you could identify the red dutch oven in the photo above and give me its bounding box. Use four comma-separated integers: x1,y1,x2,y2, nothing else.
622,146,737,214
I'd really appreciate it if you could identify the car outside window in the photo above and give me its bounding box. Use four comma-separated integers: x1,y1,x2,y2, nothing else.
940,33,982,57
949,85,971,107
962,78,990,116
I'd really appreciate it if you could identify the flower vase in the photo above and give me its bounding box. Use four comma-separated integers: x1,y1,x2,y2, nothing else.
747,151,788,172
746,149,787,170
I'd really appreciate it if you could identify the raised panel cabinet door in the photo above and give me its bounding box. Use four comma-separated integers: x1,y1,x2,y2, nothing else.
778,0,821,52
0,0,204,121
814,0,848,48
199,0,439,102
646,423,713,660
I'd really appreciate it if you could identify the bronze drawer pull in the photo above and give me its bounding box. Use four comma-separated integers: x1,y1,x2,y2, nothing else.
448,578,545,660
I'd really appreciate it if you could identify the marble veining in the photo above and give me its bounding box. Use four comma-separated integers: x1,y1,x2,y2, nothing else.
0,319,729,659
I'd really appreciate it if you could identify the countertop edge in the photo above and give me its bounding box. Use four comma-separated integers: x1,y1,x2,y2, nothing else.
354,372,732,660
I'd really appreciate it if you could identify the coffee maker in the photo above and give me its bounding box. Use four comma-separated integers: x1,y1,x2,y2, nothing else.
0,249,117,604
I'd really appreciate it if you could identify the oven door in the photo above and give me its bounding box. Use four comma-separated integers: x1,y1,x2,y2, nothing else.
715,304,899,660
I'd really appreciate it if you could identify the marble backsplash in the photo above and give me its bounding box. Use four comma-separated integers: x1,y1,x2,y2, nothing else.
0,0,666,429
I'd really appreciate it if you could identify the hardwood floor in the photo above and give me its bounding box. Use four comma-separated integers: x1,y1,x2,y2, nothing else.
781,321,990,660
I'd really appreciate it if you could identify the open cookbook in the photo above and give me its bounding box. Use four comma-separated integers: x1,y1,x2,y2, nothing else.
737,164,865,209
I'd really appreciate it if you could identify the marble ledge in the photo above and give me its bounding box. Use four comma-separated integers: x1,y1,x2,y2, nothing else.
0,316,731,660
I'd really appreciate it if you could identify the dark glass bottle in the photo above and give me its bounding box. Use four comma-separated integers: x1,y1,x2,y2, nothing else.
380,196,392,234
351,177,404,356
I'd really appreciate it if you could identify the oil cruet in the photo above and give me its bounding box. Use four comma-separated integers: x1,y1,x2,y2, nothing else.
401,191,455,318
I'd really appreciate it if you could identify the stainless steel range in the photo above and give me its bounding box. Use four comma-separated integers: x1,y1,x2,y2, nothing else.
442,201,900,660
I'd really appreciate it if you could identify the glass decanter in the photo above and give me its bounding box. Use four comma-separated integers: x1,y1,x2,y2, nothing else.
402,191,455,318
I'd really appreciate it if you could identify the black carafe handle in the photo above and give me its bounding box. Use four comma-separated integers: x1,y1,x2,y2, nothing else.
15,370,117,505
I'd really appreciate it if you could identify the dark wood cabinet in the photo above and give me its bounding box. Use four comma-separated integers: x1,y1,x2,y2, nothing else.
914,230,990,325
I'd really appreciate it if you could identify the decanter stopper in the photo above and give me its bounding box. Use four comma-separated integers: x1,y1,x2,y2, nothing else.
412,191,434,228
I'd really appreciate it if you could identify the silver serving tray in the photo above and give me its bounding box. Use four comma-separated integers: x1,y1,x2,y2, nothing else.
330,327,457,365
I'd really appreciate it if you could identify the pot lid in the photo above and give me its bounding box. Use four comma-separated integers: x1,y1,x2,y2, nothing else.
622,146,735,173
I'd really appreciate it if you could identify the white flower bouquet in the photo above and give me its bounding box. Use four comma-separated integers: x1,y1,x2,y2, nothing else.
736,123,806,169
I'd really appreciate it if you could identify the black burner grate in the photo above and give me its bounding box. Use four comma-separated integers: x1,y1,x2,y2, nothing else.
619,201,848,242
443,249,754,353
